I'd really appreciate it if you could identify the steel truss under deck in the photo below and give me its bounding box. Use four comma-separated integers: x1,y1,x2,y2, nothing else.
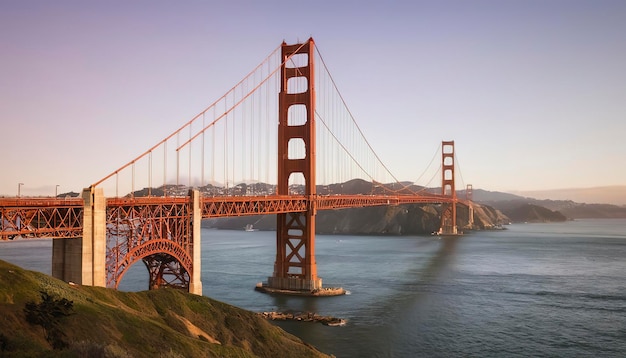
0,193,461,291
0,198,83,240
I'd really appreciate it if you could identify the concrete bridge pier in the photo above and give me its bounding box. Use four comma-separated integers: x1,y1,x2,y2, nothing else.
188,189,203,295
52,187,106,286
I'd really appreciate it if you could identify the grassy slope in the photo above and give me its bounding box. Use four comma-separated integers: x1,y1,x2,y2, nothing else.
0,260,329,358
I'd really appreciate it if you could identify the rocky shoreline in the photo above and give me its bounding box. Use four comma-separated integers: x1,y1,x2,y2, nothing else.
259,311,346,326
254,283,346,296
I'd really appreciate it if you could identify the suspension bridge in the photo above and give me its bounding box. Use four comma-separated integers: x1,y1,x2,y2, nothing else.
0,38,472,296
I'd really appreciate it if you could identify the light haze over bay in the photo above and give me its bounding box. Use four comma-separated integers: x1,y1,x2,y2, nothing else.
1,0,625,196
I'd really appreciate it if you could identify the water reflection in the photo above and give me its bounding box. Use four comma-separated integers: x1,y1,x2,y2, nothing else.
270,235,462,357
269,293,320,314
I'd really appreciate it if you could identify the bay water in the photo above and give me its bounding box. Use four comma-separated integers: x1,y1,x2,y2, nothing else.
1,219,625,357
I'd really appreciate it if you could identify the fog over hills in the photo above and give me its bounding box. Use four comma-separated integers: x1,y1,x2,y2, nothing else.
509,186,626,206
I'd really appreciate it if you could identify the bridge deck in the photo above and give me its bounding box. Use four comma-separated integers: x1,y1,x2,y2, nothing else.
0,194,457,240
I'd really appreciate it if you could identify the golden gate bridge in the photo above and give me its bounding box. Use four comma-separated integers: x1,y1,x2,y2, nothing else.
0,38,472,296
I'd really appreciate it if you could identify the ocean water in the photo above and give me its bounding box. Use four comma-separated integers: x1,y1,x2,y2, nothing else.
2,219,625,357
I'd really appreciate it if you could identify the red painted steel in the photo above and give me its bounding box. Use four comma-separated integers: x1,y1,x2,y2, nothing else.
440,141,458,234
0,39,468,293
105,197,194,289
466,184,473,201
0,198,83,240
273,38,320,290
0,193,462,290
0,194,457,241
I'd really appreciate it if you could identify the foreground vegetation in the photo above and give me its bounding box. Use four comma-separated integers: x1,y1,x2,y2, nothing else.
0,260,329,357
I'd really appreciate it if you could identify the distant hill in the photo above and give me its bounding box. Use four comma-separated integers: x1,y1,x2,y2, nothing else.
505,203,567,223
130,180,626,225
469,188,626,219
202,179,511,234
0,260,329,357
463,189,524,202
510,186,626,206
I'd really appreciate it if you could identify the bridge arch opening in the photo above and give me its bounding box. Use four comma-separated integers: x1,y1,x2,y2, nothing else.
286,77,308,94
287,172,306,192
143,253,190,290
116,261,149,291
285,53,308,68
287,138,306,160
109,239,193,291
288,104,307,126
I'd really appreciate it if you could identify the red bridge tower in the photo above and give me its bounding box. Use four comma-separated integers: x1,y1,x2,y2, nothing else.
268,38,322,291
440,141,458,235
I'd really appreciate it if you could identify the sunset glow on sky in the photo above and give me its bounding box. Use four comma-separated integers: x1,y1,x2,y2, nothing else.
1,1,625,196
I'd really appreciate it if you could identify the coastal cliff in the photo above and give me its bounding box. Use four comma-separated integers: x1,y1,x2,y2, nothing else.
203,201,509,235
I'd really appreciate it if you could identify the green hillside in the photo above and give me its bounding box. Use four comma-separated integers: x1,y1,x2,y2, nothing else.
0,260,329,357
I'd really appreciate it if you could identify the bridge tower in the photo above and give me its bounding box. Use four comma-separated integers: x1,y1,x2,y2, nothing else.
466,184,474,228
465,184,473,201
267,38,322,291
440,141,458,235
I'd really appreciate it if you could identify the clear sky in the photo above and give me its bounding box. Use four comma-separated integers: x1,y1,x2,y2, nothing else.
1,0,625,196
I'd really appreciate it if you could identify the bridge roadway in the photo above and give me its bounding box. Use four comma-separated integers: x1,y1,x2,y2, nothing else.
0,193,456,240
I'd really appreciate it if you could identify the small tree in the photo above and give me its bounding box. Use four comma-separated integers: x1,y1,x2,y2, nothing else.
24,291,74,350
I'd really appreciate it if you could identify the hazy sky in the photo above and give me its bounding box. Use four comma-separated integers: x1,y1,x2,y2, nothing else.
1,0,625,196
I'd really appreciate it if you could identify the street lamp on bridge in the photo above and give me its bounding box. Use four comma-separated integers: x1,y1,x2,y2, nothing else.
56,185,60,197
18,183,24,198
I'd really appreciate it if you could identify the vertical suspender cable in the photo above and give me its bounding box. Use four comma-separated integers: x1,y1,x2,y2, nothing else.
131,163,135,197
232,89,236,188
164,142,167,197
176,133,180,189
224,100,228,194
241,81,245,188
250,73,255,194
212,107,216,192
201,113,205,188
232,91,236,188
265,60,270,189
149,151,152,197
188,124,192,189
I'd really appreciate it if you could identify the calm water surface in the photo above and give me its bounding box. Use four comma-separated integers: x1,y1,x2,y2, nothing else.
2,219,625,357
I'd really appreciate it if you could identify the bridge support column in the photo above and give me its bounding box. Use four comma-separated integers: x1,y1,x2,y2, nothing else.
81,187,107,286
440,141,458,235
188,189,203,295
269,210,322,291
52,237,81,283
52,187,106,286
263,38,326,294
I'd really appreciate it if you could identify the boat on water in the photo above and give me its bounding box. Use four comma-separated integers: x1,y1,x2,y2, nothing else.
245,224,258,232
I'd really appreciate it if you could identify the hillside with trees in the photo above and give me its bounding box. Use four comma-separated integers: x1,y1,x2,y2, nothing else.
0,260,329,357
